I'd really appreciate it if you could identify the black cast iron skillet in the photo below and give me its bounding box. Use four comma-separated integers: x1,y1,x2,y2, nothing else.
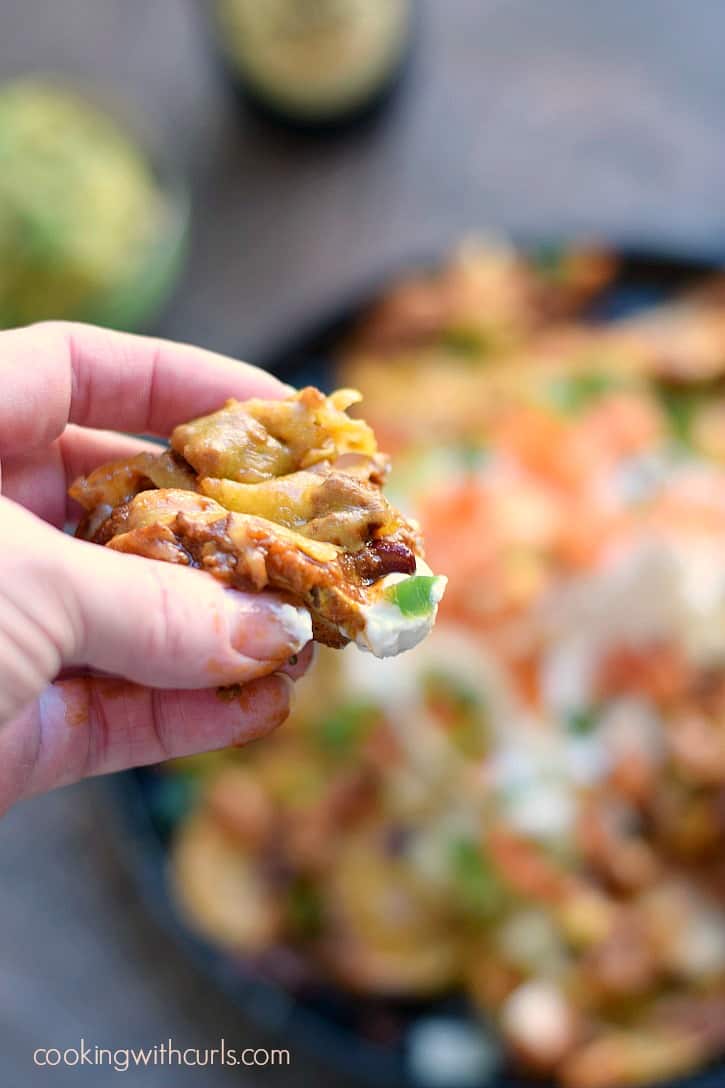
108,245,725,1088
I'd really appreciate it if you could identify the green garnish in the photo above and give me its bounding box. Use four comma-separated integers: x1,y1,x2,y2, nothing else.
385,575,442,617
423,669,490,758
424,669,480,714
564,706,599,735
285,877,323,940
546,371,621,413
442,324,497,359
449,838,505,920
530,245,568,281
315,699,380,757
456,441,489,473
657,385,700,446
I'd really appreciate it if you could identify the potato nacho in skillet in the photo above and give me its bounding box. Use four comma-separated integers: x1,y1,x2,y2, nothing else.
111,241,725,1088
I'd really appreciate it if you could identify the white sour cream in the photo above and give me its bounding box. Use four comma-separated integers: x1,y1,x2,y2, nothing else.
351,558,447,658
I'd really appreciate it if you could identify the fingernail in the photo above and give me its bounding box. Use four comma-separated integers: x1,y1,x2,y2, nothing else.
279,639,317,679
224,591,313,662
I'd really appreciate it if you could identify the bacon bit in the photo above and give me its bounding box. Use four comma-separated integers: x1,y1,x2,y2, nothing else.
468,950,522,1009
577,797,659,891
326,768,380,826
490,405,594,490
580,911,659,999
575,392,663,461
651,782,725,859
608,752,657,805
691,666,725,716
508,653,542,710
281,774,378,871
487,827,571,903
668,710,725,784
597,642,690,706
206,768,274,847
362,721,405,768
553,508,624,571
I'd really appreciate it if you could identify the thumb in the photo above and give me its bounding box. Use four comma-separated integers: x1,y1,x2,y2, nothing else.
0,498,312,721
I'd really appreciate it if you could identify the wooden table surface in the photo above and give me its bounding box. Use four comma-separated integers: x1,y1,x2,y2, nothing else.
4,1,725,1084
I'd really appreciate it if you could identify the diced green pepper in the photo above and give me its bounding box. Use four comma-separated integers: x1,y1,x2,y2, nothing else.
386,575,443,617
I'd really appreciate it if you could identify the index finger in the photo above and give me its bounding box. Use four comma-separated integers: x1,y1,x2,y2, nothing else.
0,321,290,454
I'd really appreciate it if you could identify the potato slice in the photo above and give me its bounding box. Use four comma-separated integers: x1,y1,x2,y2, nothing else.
172,811,281,952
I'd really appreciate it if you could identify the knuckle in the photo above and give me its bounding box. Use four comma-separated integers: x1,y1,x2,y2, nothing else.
0,515,77,715
144,566,184,663
141,565,221,680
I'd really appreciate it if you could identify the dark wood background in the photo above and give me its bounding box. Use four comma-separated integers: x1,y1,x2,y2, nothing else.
4,0,725,1084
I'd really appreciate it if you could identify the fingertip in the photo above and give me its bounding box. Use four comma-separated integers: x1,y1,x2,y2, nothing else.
223,589,313,662
6,669,297,807
154,673,295,756
224,672,294,746
278,640,316,680
148,673,294,757
65,542,312,690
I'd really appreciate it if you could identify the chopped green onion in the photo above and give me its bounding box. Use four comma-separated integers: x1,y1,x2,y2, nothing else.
530,245,567,280
386,575,443,617
564,707,599,736
424,661,492,757
285,877,323,940
657,385,700,446
456,441,489,473
423,669,489,758
423,669,481,713
546,371,621,413
441,324,497,359
315,699,380,756
449,838,505,920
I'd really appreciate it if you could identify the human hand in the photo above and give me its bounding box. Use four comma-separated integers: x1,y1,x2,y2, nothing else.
0,322,314,815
